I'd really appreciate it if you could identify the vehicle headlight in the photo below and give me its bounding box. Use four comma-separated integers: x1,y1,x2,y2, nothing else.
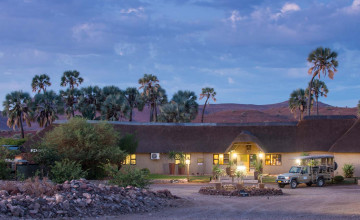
285,177,290,180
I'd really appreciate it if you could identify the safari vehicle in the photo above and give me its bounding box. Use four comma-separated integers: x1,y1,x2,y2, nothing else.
276,155,337,189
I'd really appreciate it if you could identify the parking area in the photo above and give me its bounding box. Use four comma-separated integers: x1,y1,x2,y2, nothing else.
111,183,360,220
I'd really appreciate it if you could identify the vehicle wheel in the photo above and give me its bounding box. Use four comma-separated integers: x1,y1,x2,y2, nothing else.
278,184,285,188
306,182,312,187
290,180,297,189
317,178,325,187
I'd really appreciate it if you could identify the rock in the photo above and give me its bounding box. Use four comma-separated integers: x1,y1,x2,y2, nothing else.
10,205,24,217
55,194,63,203
83,193,91,199
0,190,9,197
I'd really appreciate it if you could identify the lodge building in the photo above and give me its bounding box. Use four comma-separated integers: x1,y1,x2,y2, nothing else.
25,115,360,177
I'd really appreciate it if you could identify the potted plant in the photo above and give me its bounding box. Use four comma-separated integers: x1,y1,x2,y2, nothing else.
168,151,177,175
258,174,265,189
177,152,186,175
254,159,263,180
235,170,245,190
212,164,224,182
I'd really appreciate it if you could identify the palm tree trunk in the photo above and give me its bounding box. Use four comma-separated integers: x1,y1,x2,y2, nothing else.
150,103,154,122
307,75,316,116
19,113,25,139
129,108,133,122
316,96,319,116
201,98,209,123
155,103,158,122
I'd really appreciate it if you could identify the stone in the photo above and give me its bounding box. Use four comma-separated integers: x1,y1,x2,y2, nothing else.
0,190,9,197
83,193,91,199
55,194,63,203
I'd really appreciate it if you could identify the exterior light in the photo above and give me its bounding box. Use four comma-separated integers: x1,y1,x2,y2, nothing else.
237,165,246,171
296,159,301,165
219,154,224,158
259,152,264,159
232,153,237,159
185,159,190,165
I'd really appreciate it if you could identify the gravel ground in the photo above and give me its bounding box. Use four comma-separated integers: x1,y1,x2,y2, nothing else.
94,183,360,220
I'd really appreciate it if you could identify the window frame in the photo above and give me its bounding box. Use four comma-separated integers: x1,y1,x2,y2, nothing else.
265,154,282,166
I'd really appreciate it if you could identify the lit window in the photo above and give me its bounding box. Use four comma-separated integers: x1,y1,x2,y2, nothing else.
265,154,281,166
213,154,229,165
123,154,136,165
175,153,190,164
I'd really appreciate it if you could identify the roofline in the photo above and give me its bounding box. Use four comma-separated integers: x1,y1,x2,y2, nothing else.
53,120,298,127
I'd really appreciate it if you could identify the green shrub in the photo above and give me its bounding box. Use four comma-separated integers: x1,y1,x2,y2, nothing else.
0,138,26,146
342,164,355,178
105,164,151,188
141,168,151,175
0,161,12,180
50,159,87,184
333,175,344,183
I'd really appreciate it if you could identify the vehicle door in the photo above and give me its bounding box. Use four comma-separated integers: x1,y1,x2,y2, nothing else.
299,167,310,183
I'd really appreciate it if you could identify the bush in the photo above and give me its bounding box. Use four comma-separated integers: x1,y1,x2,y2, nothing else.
333,175,344,183
0,161,12,180
38,118,127,179
342,164,355,178
0,137,26,146
50,159,87,184
105,164,151,188
22,177,56,197
141,168,151,175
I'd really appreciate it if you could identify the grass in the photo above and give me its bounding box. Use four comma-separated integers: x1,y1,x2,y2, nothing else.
261,175,276,183
148,174,212,183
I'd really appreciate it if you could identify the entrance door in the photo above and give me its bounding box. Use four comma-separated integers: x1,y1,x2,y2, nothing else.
249,154,257,173
237,154,249,173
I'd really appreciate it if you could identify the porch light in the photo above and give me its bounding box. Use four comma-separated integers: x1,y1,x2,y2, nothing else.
237,165,246,171
232,153,237,159
259,152,264,159
296,159,301,165
185,159,190,165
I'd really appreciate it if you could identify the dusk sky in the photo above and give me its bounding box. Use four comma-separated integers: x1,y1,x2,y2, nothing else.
0,0,359,108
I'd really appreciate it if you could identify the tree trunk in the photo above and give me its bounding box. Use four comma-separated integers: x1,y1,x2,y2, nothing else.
129,108,133,122
307,75,316,116
19,113,25,139
150,103,154,122
316,96,319,116
201,98,209,123
155,102,158,122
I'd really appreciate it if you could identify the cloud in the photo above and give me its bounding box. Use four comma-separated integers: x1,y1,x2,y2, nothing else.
341,0,360,14
114,43,136,56
227,10,246,28
227,77,235,84
72,23,104,41
120,7,145,16
272,3,300,20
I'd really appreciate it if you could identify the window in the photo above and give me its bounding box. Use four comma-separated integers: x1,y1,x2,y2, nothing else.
197,158,204,165
265,154,281,166
213,154,229,165
123,154,136,165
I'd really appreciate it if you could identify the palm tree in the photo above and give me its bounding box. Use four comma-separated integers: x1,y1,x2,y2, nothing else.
138,74,160,122
165,90,198,122
358,101,360,117
78,86,102,120
289,89,307,121
60,70,84,90
199,87,216,123
306,79,329,115
32,91,64,127
59,88,80,119
60,70,83,118
123,87,144,122
100,94,129,121
31,74,51,93
2,91,32,138
307,47,338,116
158,103,183,123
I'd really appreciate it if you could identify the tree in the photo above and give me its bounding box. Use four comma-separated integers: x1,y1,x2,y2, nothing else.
123,87,144,122
2,91,32,138
59,88,80,119
199,87,216,123
358,101,360,117
158,90,198,123
32,91,64,127
153,87,168,121
289,89,307,121
31,74,51,93
78,86,102,120
100,93,130,121
38,118,127,179
307,47,338,116
138,74,160,122
60,70,84,90
306,79,329,115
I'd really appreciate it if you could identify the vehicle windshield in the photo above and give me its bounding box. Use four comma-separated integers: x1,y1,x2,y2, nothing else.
289,166,301,173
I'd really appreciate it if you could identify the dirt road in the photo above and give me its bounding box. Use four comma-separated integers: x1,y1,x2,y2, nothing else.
98,183,360,220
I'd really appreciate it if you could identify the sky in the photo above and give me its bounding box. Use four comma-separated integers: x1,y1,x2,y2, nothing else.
0,0,359,108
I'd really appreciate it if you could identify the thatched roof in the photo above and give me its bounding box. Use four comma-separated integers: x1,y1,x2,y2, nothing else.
23,115,360,153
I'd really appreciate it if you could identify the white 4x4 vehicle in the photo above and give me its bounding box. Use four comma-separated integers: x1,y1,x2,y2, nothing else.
276,155,337,189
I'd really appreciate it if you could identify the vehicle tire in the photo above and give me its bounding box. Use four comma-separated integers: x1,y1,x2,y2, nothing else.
306,182,312,187
317,178,325,187
290,180,297,189
278,184,285,188
334,162,338,171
